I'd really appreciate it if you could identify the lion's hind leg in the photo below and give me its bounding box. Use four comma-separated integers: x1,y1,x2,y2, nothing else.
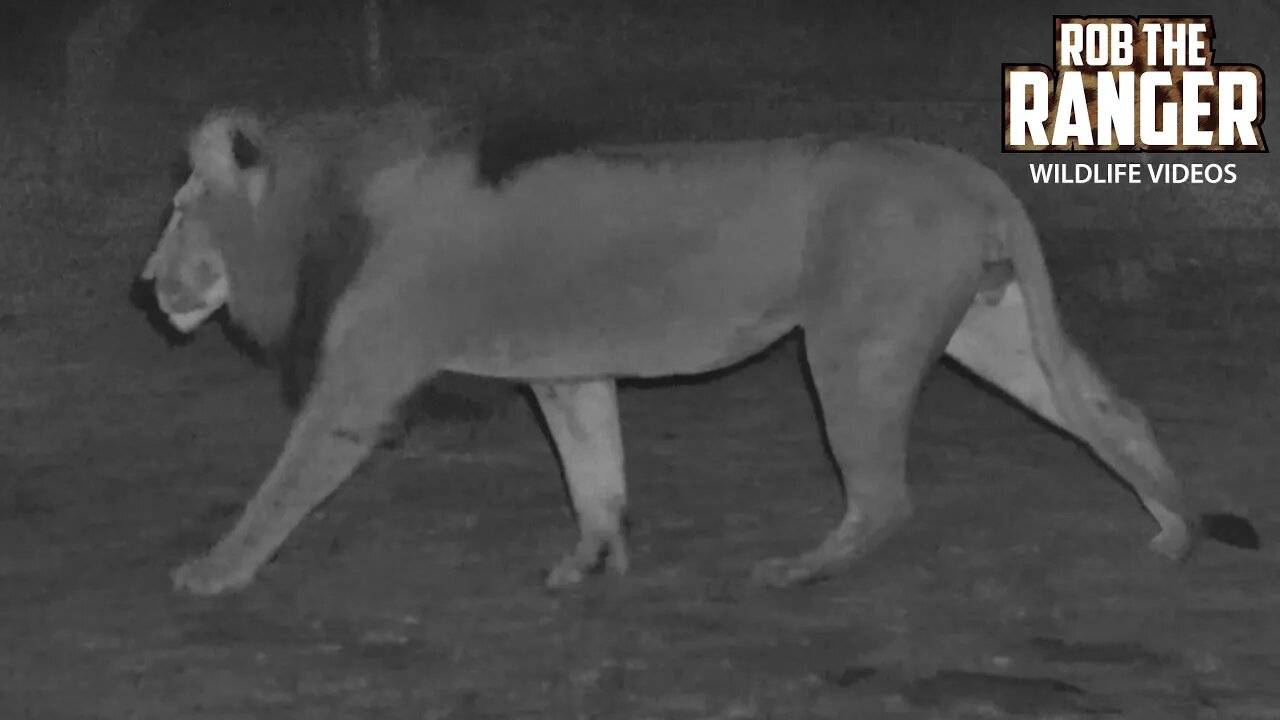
944,282,1259,559
530,380,629,588
753,301,952,588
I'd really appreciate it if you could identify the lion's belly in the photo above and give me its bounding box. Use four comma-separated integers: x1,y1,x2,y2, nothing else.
440,236,810,380
448,302,804,381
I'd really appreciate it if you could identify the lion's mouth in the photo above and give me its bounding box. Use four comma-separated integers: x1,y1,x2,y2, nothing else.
143,248,232,333
165,305,220,333
155,272,230,333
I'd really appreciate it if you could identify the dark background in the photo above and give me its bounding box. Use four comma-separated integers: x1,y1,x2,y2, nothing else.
3,1,1276,248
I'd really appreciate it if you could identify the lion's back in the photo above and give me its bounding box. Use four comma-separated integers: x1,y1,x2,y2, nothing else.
817,136,1015,214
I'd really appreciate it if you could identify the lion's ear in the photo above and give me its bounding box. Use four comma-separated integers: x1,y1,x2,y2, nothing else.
231,129,262,169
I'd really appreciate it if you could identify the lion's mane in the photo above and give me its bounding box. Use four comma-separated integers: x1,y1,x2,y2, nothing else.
181,101,557,420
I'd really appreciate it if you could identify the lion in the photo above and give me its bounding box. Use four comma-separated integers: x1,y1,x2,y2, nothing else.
137,101,1258,597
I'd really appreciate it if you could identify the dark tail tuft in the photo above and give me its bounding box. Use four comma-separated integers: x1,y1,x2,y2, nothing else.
1202,513,1261,550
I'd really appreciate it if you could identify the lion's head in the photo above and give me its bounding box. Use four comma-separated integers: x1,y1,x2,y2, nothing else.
138,109,302,344
133,102,519,416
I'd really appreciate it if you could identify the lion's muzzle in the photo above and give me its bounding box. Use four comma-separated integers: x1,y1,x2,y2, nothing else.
137,240,230,335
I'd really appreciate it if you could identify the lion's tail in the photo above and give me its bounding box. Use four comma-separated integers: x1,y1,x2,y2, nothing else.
998,197,1260,552
996,201,1101,460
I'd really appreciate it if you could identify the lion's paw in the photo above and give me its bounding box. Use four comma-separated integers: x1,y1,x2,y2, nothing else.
545,528,629,590
172,552,257,597
545,556,591,589
1148,524,1195,562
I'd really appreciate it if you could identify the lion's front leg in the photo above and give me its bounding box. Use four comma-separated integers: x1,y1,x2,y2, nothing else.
172,399,380,595
530,379,629,588
174,324,430,596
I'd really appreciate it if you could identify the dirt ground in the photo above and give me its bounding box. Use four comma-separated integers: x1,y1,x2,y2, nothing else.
2,207,1278,719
